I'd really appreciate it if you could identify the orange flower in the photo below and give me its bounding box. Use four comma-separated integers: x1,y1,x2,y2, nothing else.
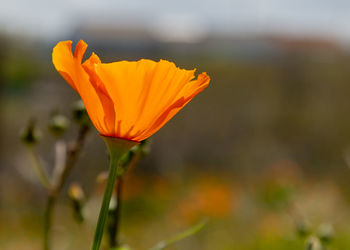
52,40,210,141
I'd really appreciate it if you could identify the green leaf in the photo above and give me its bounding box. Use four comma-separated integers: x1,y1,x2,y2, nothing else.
110,247,131,250
149,219,208,250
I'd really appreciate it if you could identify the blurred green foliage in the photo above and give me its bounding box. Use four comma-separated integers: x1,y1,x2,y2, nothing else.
0,41,40,91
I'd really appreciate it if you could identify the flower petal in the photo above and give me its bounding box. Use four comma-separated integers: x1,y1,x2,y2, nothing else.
52,40,107,133
82,53,116,134
134,72,210,141
83,59,201,140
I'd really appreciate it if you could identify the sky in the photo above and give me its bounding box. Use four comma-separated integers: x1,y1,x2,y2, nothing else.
1,0,350,43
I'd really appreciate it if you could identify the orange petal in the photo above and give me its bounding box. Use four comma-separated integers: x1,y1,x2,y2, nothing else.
52,40,107,134
84,59,200,140
83,53,116,134
135,72,210,141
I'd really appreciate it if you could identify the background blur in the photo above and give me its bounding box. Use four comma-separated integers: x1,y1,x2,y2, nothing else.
2,0,350,249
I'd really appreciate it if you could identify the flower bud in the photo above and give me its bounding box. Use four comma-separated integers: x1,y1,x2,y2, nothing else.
72,100,90,126
68,182,85,223
96,171,108,184
68,182,85,202
139,139,151,157
297,219,311,238
305,236,322,250
20,119,41,146
48,112,69,137
318,223,334,244
120,149,134,168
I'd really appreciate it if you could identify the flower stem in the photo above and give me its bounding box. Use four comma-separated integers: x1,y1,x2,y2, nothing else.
91,155,120,250
92,136,138,250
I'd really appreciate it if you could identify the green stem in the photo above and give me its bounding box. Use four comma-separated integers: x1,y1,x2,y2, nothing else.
91,136,138,250
91,153,121,250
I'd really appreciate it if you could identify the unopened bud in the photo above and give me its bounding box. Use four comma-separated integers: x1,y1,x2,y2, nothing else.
318,223,334,244
68,182,85,223
68,182,85,202
117,140,151,175
109,196,117,211
120,150,134,168
297,219,311,238
305,236,322,250
96,171,108,184
72,100,90,126
139,139,151,157
48,112,69,137
20,119,41,146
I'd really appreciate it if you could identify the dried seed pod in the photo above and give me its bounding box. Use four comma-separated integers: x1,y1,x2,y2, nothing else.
20,118,42,146
48,112,69,137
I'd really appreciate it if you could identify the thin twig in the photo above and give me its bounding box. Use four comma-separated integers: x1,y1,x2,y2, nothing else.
43,192,56,250
26,146,51,189
54,125,90,192
51,140,67,187
43,125,90,250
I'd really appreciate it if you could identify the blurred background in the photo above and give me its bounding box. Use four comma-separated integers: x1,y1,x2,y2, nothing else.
2,0,350,249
